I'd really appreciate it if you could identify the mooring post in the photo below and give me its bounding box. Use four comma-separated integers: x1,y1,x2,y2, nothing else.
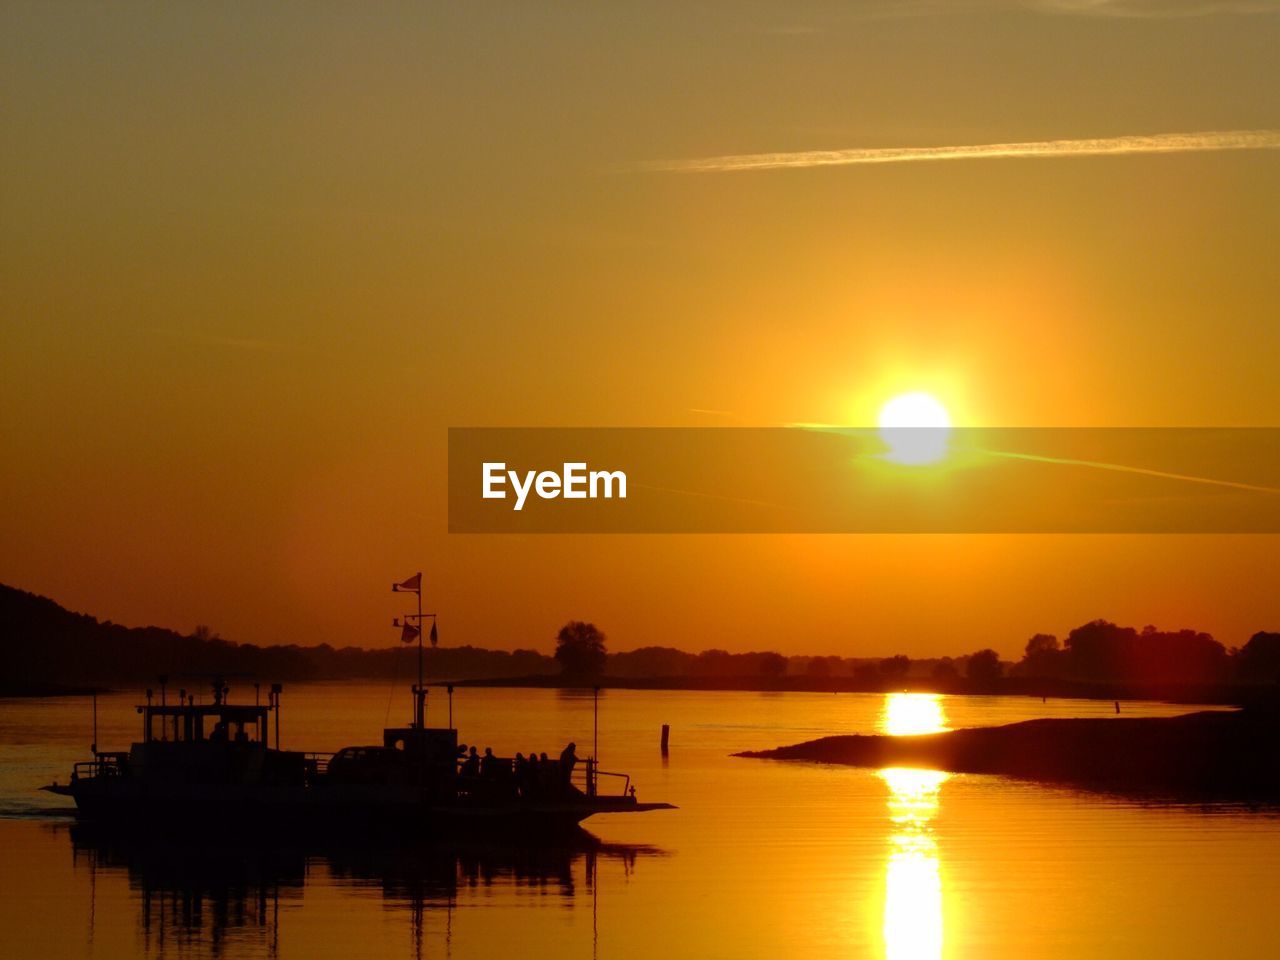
660,723,670,755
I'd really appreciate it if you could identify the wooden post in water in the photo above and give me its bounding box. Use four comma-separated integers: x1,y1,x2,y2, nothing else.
160,675,168,741
592,686,601,797
271,683,283,749
660,724,670,755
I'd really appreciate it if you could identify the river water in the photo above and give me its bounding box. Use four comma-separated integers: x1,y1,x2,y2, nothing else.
0,685,1275,959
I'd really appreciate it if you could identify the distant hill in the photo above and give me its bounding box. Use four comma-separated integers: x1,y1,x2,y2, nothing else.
0,584,555,691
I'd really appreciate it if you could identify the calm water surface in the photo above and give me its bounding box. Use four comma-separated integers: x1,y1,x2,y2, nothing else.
0,685,1276,959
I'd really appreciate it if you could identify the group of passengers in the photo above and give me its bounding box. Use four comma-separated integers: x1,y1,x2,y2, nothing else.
208,720,251,744
455,741,581,799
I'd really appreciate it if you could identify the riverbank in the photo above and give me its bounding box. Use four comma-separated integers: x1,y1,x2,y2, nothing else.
736,708,1280,801
0,683,105,698
449,674,1269,707
4,668,1271,709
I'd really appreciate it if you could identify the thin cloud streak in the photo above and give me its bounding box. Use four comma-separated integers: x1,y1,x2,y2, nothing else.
649,129,1280,174
1033,1,1280,17
792,424,1280,496
981,448,1280,496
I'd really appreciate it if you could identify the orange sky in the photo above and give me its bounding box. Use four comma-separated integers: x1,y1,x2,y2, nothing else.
2,3,1279,658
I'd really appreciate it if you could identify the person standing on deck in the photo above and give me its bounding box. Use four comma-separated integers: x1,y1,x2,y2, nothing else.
559,742,579,794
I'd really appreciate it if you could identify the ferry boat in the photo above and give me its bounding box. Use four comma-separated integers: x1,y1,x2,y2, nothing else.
45,580,673,835
46,678,672,835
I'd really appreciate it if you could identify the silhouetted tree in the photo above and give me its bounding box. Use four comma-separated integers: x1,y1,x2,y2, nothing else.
879,655,910,679
1026,633,1059,655
806,656,837,679
608,646,694,679
1064,620,1133,680
931,658,958,681
1139,624,1227,682
553,621,607,681
1237,631,1280,683
853,663,880,685
1064,620,1227,683
759,652,787,679
1018,633,1065,678
694,649,732,678
966,648,1003,685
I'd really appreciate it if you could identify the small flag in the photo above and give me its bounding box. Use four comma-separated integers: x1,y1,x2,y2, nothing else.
429,620,439,647
400,622,420,644
393,572,422,593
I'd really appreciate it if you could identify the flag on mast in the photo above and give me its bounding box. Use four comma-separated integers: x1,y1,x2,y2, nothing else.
393,572,422,593
429,620,439,647
400,622,420,644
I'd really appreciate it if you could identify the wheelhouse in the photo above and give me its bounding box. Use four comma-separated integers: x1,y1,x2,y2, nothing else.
139,703,271,744
135,680,283,747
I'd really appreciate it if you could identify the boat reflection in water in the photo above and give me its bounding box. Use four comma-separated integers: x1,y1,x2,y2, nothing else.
878,693,949,960
66,822,661,959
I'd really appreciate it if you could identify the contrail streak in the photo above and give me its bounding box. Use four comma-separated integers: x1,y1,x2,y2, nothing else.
794,424,1280,494
648,129,1280,173
979,448,1280,495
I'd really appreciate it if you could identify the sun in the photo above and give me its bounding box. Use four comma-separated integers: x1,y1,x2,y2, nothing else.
877,392,952,465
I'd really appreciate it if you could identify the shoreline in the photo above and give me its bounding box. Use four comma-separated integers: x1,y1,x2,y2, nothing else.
0,683,108,698
736,709,1280,802
445,674,1266,708
3,674,1269,708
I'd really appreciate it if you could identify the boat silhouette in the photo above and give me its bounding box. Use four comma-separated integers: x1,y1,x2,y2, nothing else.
45,579,673,835
45,675,673,835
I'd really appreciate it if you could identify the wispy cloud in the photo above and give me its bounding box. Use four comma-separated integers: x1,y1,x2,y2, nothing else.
1032,1,1280,18
646,129,1280,174
741,0,1278,31
687,408,742,419
981,448,1280,495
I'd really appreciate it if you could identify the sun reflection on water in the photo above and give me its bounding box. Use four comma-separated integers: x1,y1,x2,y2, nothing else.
879,693,949,960
880,692,948,737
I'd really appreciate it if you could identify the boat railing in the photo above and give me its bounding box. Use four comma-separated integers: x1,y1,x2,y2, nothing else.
72,753,127,782
572,761,631,798
449,756,632,800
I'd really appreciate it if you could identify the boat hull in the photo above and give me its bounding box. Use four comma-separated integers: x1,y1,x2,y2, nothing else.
59,777,671,837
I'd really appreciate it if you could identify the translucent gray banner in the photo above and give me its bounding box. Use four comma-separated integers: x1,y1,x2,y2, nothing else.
448,428,1280,533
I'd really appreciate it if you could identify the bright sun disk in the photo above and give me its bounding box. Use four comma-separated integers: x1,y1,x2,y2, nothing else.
877,392,952,465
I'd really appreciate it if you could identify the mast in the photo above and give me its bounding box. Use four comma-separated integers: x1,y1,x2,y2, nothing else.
393,572,433,728
417,585,424,725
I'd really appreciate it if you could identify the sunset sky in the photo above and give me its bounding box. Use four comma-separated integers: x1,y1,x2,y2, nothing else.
3,2,1279,658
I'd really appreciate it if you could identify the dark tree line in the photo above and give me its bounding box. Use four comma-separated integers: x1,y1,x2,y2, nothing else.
0,585,554,688
6,584,1279,691
1012,620,1280,685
